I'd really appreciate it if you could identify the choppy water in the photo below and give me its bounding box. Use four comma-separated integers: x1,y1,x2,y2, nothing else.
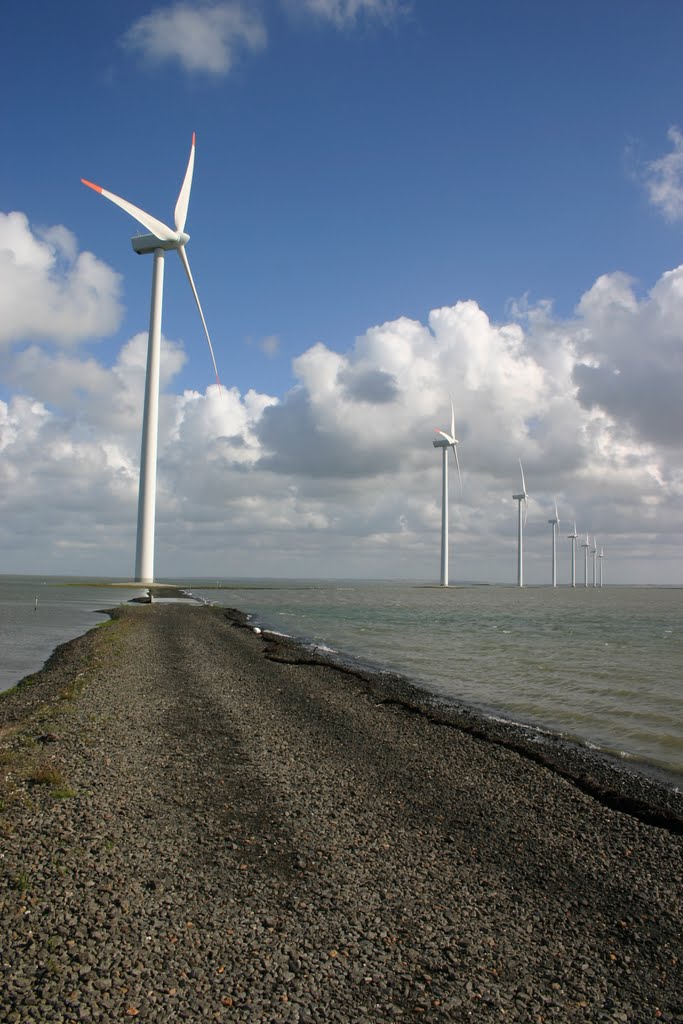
189,580,683,786
1,576,681,787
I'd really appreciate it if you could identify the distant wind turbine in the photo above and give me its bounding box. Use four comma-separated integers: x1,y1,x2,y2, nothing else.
82,134,220,584
567,521,578,588
591,536,598,588
432,399,462,587
598,546,605,587
512,460,528,587
548,498,560,587
581,533,590,587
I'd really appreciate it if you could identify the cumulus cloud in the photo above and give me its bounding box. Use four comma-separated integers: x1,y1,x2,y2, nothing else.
1,209,682,581
0,212,123,347
570,269,683,446
642,126,683,221
122,2,267,75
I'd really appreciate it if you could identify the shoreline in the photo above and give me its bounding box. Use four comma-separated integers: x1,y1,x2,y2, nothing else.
3,578,681,791
1,603,682,1022
3,595,683,832
231,608,683,836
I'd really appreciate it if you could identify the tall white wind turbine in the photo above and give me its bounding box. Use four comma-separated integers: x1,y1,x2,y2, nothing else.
567,521,578,588
512,460,529,587
598,546,605,587
548,498,560,587
581,534,590,587
82,134,220,585
591,536,598,588
432,399,462,587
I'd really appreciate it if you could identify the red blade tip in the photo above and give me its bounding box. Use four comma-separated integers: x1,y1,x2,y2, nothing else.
81,179,103,194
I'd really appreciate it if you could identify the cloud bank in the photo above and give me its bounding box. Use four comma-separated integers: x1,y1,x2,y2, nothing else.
0,213,122,347
1,210,681,583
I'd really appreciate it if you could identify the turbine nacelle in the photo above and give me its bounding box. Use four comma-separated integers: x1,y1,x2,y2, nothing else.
132,232,190,255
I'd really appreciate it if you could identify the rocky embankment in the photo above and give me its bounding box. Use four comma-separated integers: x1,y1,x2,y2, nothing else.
0,604,681,1023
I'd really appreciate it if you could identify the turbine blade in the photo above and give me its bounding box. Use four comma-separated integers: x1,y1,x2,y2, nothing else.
554,497,559,525
177,245,221,390
452,444,463,499
81,179,176,241
435,429,454,443
174,132,196,234
523,495,528,526
519,458,527,496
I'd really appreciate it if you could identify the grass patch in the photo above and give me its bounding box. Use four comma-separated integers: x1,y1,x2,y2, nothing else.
52,784,76,799
29,764,65,787
12,871,30,893
27,764,76,799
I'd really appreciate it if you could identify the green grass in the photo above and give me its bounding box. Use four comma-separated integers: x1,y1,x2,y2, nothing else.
26,764,75,799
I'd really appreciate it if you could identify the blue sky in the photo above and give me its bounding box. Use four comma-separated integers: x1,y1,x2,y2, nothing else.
2,0,683,583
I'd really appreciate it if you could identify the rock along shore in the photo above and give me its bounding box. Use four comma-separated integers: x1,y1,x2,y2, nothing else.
0,603,681,1024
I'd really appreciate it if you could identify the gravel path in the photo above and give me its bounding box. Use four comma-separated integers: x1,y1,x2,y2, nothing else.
0,603,681,1023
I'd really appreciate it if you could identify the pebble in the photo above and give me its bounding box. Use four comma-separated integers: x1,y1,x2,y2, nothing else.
1,604,681,1023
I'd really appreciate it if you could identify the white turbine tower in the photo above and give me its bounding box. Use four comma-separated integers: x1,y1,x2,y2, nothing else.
591,536,598,588
581,534,590,587
598,546,605,587
82,134,220,585
512,460,529,587
567,521,578,588
432,399,462,587
548,498,560,587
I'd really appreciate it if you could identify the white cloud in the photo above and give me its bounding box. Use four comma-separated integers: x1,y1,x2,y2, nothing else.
0,212,681,582
283,0,409,28
122,2,267,75
643,126,683,221
0,212,123,347
260,334,280,357
570,268,683,446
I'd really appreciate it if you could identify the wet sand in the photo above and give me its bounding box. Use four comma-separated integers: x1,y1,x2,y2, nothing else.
0,603,681,1023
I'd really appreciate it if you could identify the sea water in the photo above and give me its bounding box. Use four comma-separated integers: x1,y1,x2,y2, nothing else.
1,576,681,786
0,575,145,693
188,580,683,785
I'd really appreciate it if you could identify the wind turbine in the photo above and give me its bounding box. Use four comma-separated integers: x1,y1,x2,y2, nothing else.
512,460,528,587
591,536,598,588
82,134,220,585
598,546,605,587
581,534,590,587
548,498,560,587
567,521,578,588
432,399,462,587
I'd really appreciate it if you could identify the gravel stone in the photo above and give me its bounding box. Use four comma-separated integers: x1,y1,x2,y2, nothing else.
0,603,681,1023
